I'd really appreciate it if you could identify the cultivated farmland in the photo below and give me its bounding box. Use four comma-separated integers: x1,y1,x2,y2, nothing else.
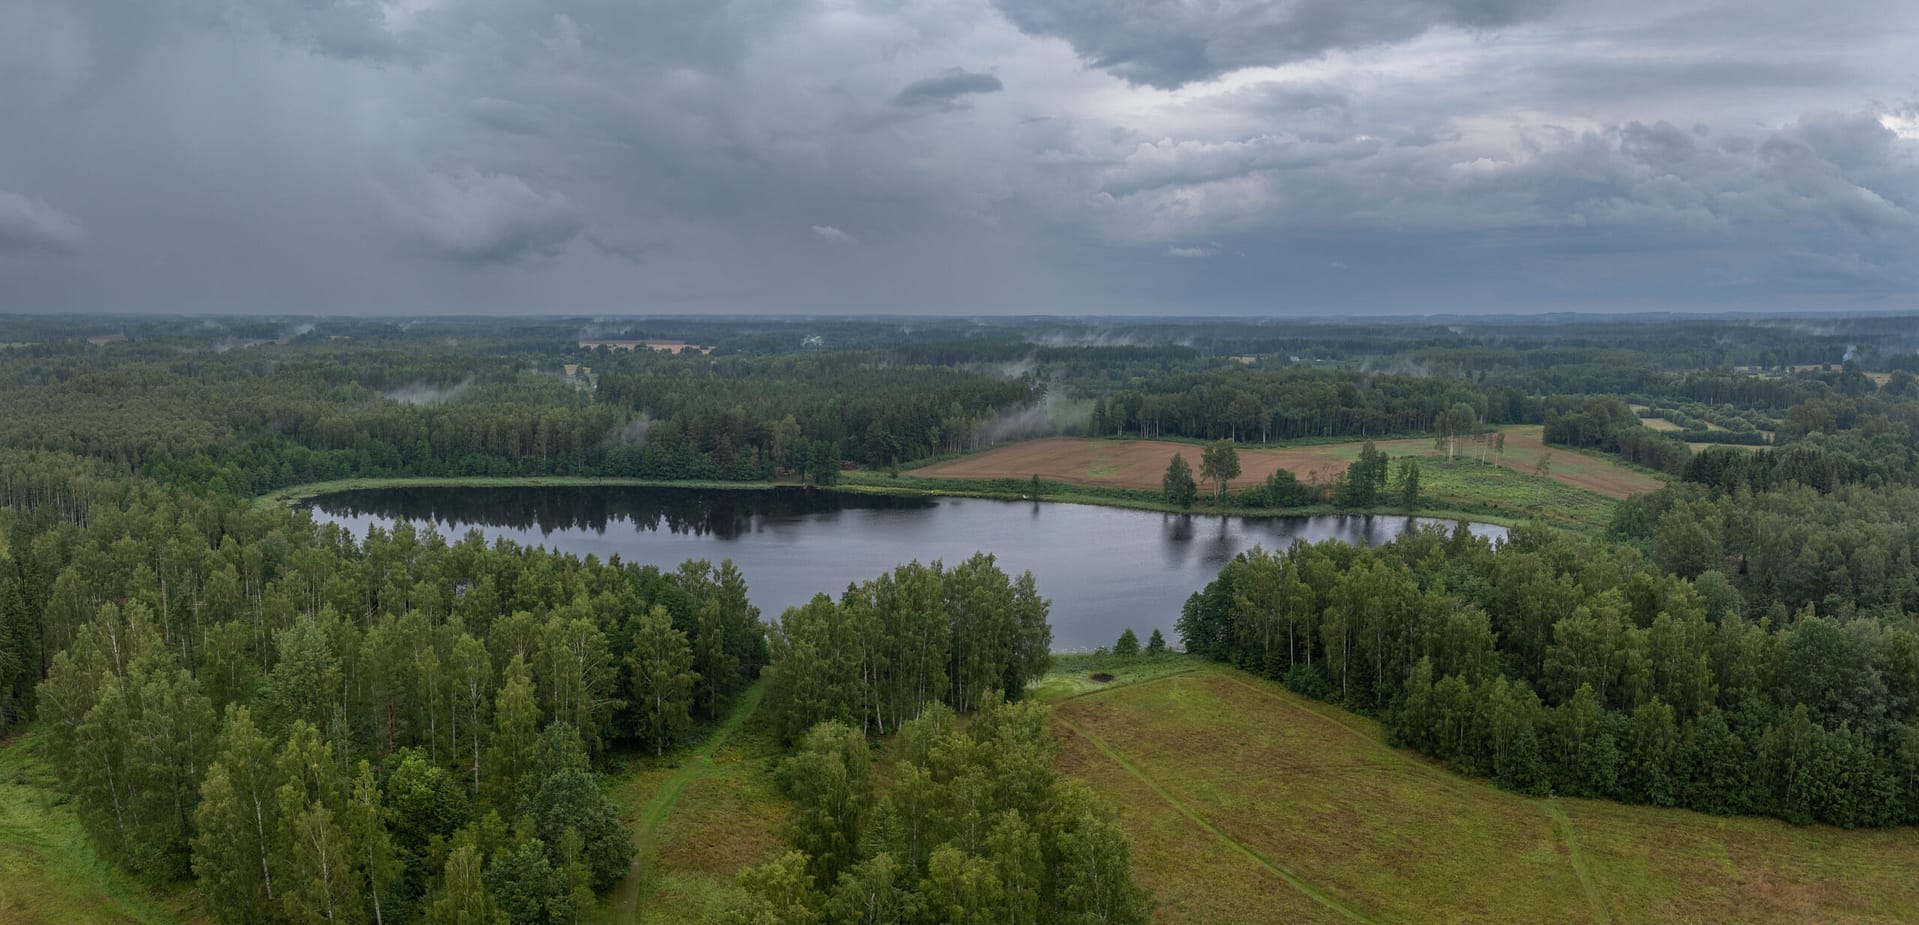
913,425,1662,500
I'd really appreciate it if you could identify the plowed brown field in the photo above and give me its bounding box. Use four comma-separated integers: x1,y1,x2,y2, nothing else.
912,426,1662,500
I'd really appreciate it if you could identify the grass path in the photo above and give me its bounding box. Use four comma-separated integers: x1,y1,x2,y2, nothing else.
609,682,764,924
1056,680,1381,925
1547,802,1612,925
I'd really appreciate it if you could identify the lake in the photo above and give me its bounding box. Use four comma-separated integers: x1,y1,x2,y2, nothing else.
304,486,1505,651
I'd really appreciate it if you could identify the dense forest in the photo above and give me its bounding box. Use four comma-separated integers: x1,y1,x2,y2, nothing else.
1180,370,1919,827
6,312,1919,923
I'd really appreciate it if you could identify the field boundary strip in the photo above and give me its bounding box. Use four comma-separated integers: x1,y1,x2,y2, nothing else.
1546,802,1612,925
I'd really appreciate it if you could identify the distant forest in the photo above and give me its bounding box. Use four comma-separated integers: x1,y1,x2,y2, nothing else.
4,312,1919,922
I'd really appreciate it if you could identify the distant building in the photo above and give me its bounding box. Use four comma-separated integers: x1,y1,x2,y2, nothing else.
578,339,713,355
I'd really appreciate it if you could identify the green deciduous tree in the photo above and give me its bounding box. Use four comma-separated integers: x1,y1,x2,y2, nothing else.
193,705,284,924
627,604,698,756
482,655,540,810
521,723,635,890
781,721,874,888
1198,440,1241,502
428,844,505,925
486,839,574,925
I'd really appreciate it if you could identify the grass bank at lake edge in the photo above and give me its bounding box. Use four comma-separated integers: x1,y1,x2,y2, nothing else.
256,469,1585,532
254,475,782,511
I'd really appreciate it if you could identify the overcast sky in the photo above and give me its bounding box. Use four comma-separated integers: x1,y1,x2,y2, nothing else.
2,0,1917,315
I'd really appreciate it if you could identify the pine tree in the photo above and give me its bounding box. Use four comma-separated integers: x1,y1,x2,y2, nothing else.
1114,628,1140,658
0,574,34,733
1146,628,1167,656
1395,457,1422,508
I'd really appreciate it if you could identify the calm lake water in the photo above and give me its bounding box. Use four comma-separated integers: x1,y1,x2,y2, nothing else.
305,486,1505,651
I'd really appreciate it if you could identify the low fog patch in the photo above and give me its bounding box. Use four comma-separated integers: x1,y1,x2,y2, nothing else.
385,378,474,406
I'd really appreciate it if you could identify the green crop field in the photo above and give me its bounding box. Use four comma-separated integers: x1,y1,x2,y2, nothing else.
1041,661,1919,924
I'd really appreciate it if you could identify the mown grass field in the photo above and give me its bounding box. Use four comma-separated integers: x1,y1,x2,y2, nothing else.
1040,660,1919,924
0,730,195,925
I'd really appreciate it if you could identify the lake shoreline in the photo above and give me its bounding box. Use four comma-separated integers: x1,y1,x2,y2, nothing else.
257,473,1536,529
295,481,1507,651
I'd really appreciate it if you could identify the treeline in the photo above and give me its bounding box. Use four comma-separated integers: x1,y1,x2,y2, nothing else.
11,464,770,922
592,352,1041,475
1543,396,1693,473
724,700,1151,924
0,342,1043,496
1180,523,1919,828
764,555,1053,742
1088,369,1529,442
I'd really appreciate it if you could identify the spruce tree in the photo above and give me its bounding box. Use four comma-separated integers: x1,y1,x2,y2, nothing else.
1162,454,1198,508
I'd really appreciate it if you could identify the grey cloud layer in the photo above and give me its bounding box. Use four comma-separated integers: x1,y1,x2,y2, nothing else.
894,69,1006,108
994,0,1552,88
0,0,1915,313
0,191,85,255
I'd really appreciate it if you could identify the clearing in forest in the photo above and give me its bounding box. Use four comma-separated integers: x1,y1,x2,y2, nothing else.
912,425,1662,500
0,730,190,925
600,685,786,925
1046,664,1919,924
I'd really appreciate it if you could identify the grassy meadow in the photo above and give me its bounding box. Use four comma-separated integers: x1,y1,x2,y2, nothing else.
1039,657,1919,924
0,730,194,925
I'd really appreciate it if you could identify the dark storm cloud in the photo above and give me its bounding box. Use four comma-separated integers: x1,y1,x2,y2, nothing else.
0,0,1916,314
893,69,1005,109
993,0,1552,88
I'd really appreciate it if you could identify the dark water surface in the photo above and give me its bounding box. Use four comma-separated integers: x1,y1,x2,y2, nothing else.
305,486,1505,651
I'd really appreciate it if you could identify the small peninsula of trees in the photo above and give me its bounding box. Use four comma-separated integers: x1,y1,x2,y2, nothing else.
764,554,1053,742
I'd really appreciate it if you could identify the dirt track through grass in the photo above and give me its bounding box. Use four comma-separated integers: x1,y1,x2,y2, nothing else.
1057,712,1380,924
1549,801,1613,925
610,682,764,924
